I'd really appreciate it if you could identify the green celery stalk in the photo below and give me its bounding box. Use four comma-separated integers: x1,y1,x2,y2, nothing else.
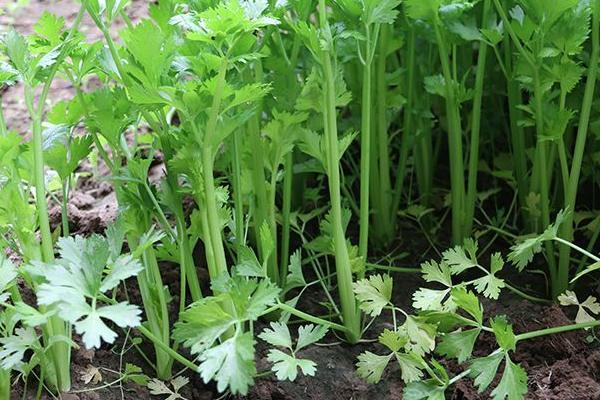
201,57,230,279
433,20,466,244
318,0,361,343
391,23,415,218
231,129,245,259
279,152,293,283
464,0,491,235
358,24,374,260
503,31,529,221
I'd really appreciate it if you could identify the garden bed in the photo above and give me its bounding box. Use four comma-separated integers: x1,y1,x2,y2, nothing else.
2,0,600,399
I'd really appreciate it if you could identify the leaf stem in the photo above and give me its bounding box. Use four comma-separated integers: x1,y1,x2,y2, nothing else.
515,319,600,342
271,302,350,334
464,0,490,234
137,326,199,372
554,237,600,262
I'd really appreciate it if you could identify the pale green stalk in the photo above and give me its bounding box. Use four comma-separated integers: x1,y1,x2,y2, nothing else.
392,23,415,216
137,241,173,379
358,24,373,261
231,130,245,258
373,24,396,246
503,32,529,218
280,152,293,283
200,57,230,279
464,0,491,234
433,21,465,244
516,319,600,341
318,0,360,343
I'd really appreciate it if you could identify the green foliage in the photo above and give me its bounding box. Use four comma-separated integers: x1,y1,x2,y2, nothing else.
508,209,569,270
259,322,327,381
173,275,280,394
1,0,599,398
32,233,144,349
353,274,393,316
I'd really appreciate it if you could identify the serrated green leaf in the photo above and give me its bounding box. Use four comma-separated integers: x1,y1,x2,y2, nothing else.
296,324,328,351
403,380,447,400
490,357,528,400
284,250,305,291
3,29,30,75
412,288,450,311
443,243,478,275
234,246,265,277
34,12,65,46
378,329,408,352
356,351,393,384
266,349,317,381
0,255,17,294
13,302,54,327
450,287,483,324
508,210,569,270
558,290,600,324
437,328,481,363
100,254,143,292
420,260,453,287
173,297,235,355
259,221,275,266
364,0,402,25
268,349,311,379
121,19,174,85
472,274,505,300
353,274,393,316
259,322,292,349
403,316,437,356
470,351,504,392
490,316,516,352
404,0,442,21
34,235,142,349
395,352,425,383
0,328,38,370
197,332,256,395
45,135,93,180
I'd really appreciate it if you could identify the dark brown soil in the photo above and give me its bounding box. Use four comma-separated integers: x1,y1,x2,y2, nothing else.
3,1,600,399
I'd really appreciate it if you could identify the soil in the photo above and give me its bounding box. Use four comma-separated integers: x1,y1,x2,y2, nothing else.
3,1,600,399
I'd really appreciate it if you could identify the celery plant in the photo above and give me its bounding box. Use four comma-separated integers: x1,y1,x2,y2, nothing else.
1,9,88,391
557,1,600,295
405,0,492,244
295,0,362,343
81,3,179,378
334,0,402,257
493,0,596,297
